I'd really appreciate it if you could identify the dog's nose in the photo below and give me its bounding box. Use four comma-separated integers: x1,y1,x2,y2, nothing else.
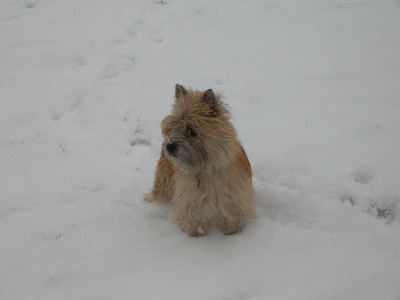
166,142,178,155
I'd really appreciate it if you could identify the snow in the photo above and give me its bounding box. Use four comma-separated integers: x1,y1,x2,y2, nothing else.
1,0,400,299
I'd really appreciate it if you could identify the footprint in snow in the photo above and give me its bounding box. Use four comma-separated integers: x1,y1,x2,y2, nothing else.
50,89,88,120
99,56,135,80
130,139,150,146
22,1,37,9
125,19,147,38
351,168,373,184
41,49,89,69
129,122,150,147
149,28,164,43
70,53,88,67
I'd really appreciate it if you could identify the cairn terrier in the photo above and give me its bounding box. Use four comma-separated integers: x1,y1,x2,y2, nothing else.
145,84,256,237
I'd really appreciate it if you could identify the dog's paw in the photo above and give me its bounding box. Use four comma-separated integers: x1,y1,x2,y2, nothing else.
179,224,206,237
221,227,239,236
219,221,244,236
189,227,206,237
188,230,205,238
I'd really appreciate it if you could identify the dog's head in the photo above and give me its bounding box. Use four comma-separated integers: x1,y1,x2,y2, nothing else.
160,84,235,172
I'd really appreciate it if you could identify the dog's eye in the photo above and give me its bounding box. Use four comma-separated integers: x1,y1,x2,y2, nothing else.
186,127,197,137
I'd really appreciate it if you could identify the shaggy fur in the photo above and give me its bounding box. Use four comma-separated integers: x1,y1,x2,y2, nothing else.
144,84,256,236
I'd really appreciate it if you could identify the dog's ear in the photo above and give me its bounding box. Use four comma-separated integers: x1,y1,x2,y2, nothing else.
202,89,218,116
175,84,188,98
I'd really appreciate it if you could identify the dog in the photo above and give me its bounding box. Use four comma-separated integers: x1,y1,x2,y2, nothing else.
145,84,256,236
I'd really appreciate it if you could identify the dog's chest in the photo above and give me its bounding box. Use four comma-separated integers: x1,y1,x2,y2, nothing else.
176,171,228,203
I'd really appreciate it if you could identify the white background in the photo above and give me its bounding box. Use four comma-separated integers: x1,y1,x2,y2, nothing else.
1,1,400,299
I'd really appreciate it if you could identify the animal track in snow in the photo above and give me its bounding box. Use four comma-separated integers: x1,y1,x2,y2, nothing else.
125,19,147,37
125,19,164,44
49,98,82,121
351,168,373,184
50,88,89,120
41,49,89,70
149,28,164,43
98,56,135,80
105,35,130,48
130,139,150,146
22,1,37,9
364,197,398,223
70,53,88,67
129,120,150,147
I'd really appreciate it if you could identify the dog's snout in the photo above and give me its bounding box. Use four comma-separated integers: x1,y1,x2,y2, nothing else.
166,142,178,155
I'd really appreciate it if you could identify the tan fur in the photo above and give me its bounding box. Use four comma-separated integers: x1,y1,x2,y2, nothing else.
144,84,256,237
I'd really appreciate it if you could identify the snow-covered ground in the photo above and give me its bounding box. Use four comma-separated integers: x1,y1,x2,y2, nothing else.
1,0,400,299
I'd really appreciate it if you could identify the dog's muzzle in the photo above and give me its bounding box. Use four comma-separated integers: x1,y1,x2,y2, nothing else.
166,141,178,156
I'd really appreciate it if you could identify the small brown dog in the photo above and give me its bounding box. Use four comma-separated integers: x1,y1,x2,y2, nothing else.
145,84,256,236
